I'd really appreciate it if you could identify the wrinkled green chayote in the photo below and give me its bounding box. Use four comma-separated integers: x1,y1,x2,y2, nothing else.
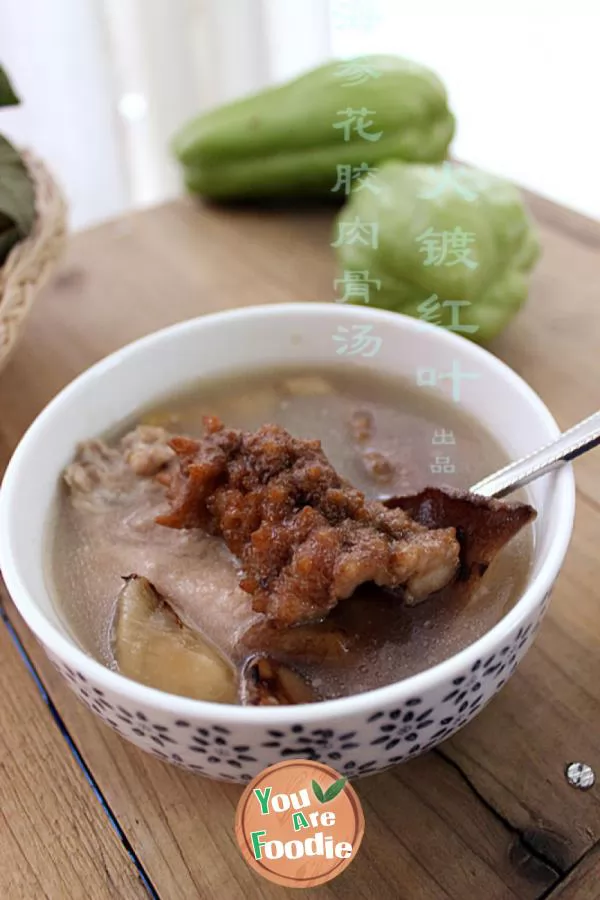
333,160,541,342
172,55,455,199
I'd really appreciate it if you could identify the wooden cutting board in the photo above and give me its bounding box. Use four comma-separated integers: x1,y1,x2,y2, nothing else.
1,193,600,899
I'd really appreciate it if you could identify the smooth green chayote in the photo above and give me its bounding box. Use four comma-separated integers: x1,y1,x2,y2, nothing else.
333,160,541,342
172,55,455,199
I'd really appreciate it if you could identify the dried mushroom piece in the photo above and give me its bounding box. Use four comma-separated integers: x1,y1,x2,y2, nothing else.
240,655,318,706
384,487,536,603
114,575,237,703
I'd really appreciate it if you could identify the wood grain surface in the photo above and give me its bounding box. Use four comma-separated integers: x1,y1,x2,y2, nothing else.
543,845,600,899
1,194,600,899
0,608,149,899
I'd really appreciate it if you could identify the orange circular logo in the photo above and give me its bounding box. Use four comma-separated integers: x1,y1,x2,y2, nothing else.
235,760,364,888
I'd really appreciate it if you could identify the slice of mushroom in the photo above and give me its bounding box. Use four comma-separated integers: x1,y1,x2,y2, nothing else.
240,655,318,706
113,575,237,703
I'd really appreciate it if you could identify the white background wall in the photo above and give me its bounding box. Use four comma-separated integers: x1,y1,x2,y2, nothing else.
0,0,129,227
333,1,600,221
1,0,598,229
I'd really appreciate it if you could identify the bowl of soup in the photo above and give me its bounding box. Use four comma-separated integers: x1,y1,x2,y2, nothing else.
0,303,575,782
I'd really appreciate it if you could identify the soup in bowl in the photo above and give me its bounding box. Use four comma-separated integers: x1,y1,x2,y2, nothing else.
0,303,575,782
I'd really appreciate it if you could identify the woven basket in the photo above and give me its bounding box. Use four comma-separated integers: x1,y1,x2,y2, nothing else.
0,150,68,375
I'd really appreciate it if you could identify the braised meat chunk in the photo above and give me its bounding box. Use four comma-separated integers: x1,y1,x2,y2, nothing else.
156,417,461,626
385,487,536,599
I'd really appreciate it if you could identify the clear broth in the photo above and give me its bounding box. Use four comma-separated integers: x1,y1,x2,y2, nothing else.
49,364,533,700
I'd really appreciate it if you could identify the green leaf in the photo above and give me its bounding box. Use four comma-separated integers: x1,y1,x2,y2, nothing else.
0,134,35,266
323,777,348,803
311,779,325,803
0,222,21,264
0,66,20,107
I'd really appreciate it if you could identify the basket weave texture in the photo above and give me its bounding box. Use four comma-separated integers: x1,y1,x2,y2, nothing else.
0,150,68,374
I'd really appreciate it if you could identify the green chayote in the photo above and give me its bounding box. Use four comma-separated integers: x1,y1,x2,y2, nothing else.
173,55,455,199
333,160,541,342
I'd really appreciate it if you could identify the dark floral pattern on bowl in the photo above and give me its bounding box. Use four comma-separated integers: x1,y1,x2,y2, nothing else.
47,589,549,783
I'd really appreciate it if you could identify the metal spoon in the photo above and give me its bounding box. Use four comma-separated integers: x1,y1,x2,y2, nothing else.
470,410,600,499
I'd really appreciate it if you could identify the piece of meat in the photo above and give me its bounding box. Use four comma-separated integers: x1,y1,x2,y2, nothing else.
240,655,319,705
241,619,353,664
360,449,396,484
384,487,536,603
122,426,176,476
64,426,175,503
62,434,265,666
347,409,396,483
348,409,375,443
64,439,132,499
156,417,461,626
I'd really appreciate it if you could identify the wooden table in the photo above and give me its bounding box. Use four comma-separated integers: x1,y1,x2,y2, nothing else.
1,194,600,899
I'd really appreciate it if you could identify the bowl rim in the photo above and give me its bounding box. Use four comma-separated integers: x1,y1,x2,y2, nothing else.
0,302,576,723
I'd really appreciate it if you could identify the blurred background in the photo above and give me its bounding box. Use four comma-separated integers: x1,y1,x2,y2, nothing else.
1,0,598,230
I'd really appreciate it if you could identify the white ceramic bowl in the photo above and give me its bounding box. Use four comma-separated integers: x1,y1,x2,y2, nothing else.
0,303,575,783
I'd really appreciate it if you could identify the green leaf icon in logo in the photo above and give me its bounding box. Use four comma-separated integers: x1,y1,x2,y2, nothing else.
323,777,348,803
312,777,347,803
312,779,325,803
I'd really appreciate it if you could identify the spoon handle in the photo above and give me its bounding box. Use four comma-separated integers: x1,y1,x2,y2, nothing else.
470,410,600,499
